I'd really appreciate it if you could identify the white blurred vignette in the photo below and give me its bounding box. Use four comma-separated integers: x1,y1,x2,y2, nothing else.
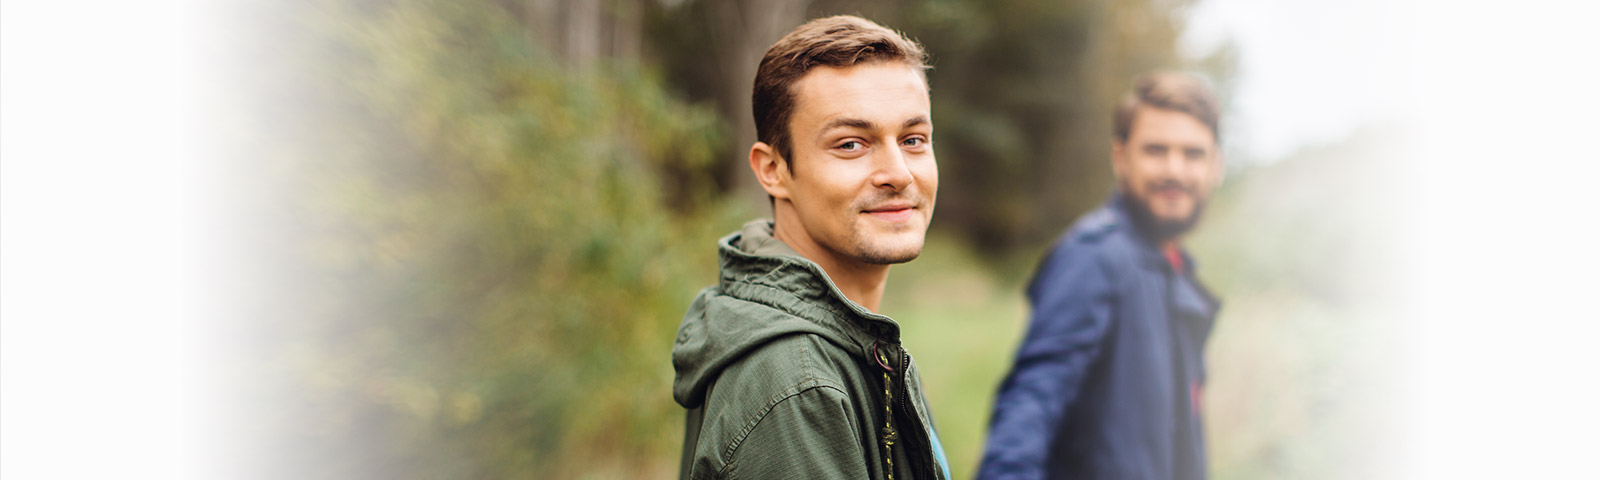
1400,1,1600,477
1,0,219,478
2,0,1599,478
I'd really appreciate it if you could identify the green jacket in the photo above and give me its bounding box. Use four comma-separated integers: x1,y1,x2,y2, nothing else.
673,220,951,480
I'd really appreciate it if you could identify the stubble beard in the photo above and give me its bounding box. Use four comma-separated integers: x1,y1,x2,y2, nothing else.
850,228,923,265
847,192,927,265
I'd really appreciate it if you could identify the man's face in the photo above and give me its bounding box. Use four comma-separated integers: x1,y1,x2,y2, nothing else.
1112,106,1222,239
777,62,937,265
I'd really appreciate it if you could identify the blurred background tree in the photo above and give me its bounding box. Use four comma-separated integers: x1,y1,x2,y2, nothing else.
651,0,1236,251
229,0,1396,478
244,1,740,477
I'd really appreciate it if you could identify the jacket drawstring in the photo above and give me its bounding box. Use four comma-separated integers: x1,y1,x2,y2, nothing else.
873,341,898,480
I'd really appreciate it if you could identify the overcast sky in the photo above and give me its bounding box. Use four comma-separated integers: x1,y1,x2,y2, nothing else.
1181,0,1415,163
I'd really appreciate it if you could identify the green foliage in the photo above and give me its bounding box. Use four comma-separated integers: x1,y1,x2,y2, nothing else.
264,0,742,477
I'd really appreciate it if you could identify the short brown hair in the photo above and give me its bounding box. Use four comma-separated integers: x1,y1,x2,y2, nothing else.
1114,72,1220,143
752,15,928,165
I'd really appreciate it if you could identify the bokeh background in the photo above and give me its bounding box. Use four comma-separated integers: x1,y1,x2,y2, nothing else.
8,0,1600,479
219,0,1407,478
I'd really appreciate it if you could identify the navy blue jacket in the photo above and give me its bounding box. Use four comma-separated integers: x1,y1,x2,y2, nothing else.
978,195,1220,480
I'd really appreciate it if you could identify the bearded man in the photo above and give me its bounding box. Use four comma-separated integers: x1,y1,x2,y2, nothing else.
979,72,1225,480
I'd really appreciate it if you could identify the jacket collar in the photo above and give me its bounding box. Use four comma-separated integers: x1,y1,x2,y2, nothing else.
1110,193,1182,273
1110,194,1220,312
717,220,903,348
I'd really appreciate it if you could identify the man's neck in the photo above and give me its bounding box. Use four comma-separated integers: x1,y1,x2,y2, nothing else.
771,218,891,313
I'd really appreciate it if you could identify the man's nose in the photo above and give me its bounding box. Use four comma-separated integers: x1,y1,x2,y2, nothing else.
872,143,914,191
1162,150,1186,172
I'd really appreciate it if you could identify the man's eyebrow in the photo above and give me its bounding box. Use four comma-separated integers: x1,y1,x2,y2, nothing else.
903,115,930,129
821,117,876,132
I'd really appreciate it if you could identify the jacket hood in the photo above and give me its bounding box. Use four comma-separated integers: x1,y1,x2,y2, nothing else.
671,220,902,408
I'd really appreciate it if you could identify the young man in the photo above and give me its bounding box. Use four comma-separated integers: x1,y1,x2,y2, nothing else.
978,72,1225,480
670,15,951,480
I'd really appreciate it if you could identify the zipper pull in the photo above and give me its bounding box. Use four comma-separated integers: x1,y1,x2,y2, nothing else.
871,341,895,373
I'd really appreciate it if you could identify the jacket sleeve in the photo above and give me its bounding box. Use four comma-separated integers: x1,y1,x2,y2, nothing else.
977,242,1116,480
719,386,870,480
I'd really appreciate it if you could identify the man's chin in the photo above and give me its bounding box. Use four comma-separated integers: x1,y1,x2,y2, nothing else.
1146,201,1195,221
1151,211,1196,226
1127,196,1204,241
851,235,925,265
857,247,922,265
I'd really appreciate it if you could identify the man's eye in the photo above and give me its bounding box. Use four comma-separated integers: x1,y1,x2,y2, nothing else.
903,137,926,147
838,141,863,151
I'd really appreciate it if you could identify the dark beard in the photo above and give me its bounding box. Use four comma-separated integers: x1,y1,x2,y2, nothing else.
1123,191,1205,243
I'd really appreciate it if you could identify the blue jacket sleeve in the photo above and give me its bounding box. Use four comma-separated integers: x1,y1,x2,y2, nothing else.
977,242,1116,480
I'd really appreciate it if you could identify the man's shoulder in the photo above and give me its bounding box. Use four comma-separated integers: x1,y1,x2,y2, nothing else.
1061,203,1129,247
1030,204,1145,293
690,334,864,465
1046,204,1140,265
711,333,856,403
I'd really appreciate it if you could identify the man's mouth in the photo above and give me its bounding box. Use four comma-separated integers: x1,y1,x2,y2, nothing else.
863,203,917,222
1150,184,1192,200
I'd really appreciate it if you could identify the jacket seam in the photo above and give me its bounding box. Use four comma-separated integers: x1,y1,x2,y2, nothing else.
717,381,850,477
716,336,844,476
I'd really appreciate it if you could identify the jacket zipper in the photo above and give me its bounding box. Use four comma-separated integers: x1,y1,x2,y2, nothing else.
891,345,937,479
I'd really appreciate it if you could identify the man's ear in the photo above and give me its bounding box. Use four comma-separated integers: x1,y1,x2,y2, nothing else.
750,142,792,200
1212,150,1227,187
1110,140,1128,181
